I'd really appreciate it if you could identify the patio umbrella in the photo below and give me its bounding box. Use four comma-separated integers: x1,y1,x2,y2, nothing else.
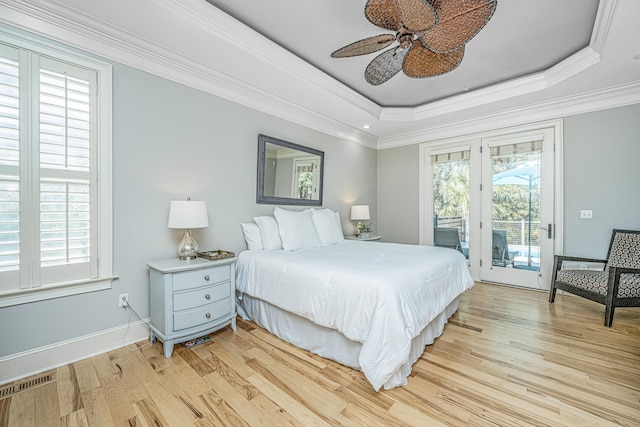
492,165,540,267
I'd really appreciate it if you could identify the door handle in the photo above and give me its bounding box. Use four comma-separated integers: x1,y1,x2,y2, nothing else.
539,224,553,239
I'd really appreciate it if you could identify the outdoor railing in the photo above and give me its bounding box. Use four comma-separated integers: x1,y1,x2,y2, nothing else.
493,220,540,247
434,216,539,248
434,215,468,242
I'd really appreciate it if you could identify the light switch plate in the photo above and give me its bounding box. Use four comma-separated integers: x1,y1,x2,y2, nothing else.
580,210,593,219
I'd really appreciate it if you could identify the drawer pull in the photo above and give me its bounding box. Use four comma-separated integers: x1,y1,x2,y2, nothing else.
205,313,211,319
205,294,211,300
204,275,210,281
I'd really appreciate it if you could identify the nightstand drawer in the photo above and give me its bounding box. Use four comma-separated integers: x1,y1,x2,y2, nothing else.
173,265,230,291
173,283,231,311
173,298,231,331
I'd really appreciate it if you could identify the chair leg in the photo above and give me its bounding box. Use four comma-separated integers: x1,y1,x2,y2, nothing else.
604,304,615,327
549,284,557,303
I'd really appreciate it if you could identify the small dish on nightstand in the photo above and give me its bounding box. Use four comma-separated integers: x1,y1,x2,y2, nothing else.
345,235,382,242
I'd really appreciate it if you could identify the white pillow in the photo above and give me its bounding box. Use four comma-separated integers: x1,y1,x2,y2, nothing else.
254,216,282,251
240,222,263,250
311,209,344,246
273,207,321,251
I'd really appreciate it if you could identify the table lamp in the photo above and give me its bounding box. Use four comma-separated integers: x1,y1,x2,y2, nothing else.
350,205,370,237
168,198,209,260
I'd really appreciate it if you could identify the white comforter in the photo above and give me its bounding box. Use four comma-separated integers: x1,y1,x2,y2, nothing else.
235,240,474,391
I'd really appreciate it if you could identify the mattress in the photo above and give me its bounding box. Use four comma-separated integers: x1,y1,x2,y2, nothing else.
235,240,473,390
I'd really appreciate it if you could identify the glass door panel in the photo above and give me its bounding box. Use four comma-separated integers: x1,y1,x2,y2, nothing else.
481,129,554,289
432,148,470,260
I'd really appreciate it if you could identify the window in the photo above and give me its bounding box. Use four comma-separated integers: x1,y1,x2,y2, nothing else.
291,158,319,200
0,29,113,307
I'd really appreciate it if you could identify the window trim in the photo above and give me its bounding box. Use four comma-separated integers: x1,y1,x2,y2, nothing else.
0,27,114,308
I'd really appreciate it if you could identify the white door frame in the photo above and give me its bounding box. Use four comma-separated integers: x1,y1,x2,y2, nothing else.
419,119,564,285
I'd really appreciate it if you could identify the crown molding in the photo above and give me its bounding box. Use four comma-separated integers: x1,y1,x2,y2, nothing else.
377,80,640,150
156,0,383,119
0,0,627,151
381,45,601,123
590,0,619,54
0,0,378,148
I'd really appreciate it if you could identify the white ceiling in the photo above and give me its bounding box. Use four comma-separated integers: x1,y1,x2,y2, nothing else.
1,0,639,149
205,0,599,108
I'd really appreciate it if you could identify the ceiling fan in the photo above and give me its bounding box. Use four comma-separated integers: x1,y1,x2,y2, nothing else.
331,0,497,85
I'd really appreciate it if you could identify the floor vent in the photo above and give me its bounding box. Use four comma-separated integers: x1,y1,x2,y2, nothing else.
0,372,55,399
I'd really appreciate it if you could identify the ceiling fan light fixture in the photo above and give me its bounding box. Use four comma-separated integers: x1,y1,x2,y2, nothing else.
420,0,497,53
398,33,413,49
403,41,464,78
334,0,497,85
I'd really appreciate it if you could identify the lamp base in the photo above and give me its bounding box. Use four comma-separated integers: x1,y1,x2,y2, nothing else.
177,229,199,260
354,221,362,237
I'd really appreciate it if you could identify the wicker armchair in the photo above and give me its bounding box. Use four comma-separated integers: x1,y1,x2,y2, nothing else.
549,229,640,326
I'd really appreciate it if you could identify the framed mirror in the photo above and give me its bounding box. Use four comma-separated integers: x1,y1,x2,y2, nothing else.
257,134,324,206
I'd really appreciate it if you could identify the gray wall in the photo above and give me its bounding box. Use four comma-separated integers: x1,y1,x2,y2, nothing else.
0,56,377,357
377,144,420,244
274,157,294,198
562,104,640,258
377,103,640,257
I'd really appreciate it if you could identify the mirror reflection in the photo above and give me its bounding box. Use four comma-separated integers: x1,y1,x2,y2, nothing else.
257,135,324,206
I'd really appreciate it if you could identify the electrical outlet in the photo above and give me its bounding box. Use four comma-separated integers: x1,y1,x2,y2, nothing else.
119,293,129,307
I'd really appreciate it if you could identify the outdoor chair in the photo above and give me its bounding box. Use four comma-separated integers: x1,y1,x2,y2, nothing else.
549,229,640,327
492,229,517,267
434,227,464,256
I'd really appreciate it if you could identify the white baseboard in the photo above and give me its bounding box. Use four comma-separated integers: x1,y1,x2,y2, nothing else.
0,320,150,385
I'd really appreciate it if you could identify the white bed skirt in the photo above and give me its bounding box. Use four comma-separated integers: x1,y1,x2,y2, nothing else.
236,293,460,390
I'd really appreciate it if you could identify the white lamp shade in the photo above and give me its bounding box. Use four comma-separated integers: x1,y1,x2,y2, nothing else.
168,200,209,229
350,205,370,221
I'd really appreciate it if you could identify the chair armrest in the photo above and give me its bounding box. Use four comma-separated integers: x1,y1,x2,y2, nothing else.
552,255,607,278
554,255,607,266
609,266,640,275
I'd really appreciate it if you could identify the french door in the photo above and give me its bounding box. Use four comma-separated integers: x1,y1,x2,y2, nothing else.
479,128,555,290
423,121,561,290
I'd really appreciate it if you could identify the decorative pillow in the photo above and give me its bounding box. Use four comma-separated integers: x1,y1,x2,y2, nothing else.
240,222,263,250
311,209,344,246
254,216,282,251
273,207,321,251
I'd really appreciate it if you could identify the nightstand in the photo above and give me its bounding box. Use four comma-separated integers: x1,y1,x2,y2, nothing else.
147,257,237,357
345,235,382,241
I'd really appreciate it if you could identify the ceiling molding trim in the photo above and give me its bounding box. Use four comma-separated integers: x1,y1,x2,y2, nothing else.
376,81,640,150
156,0,383,119
0,0,377,148
543,47,601,87
381,73,549,122
590,0,619,54
381,46,601,123
379,0,615,122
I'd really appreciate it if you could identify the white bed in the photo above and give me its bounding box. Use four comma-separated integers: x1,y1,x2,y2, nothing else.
235,237,473,391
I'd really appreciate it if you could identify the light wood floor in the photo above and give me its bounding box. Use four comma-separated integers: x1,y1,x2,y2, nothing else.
2,282,639,426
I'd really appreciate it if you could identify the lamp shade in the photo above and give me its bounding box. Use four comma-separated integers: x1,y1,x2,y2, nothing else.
168,200,209,229
350,205,370,221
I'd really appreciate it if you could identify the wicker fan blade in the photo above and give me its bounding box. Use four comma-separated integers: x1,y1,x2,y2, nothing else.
420,0,497,53
365,47,409,85
331,34,396,58
365,0,400,31
395,0,437,32
403,40,464,78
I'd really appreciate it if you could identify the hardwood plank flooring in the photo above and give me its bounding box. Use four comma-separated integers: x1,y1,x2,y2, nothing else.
1,282,639,426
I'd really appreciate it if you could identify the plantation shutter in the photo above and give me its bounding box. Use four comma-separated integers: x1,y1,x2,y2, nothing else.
0,45,98,292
